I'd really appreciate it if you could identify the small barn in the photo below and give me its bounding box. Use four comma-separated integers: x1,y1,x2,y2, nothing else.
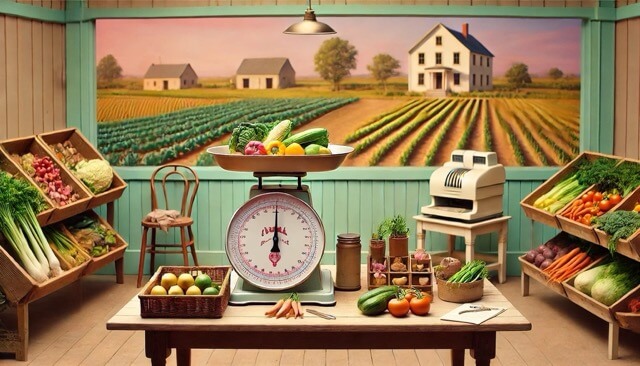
143,63,198,91
235,57,296,89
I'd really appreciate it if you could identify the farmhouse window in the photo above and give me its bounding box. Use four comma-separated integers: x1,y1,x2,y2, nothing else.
480,57,483,66
453,53,460,65
183,80,186,86
486,75,490,85
153,81,156,86
436,36,442,45
487,58,491,67
243,78,249,88
418,73,424,85
418,53,425,65
454,73,460,85
472,74,476,86
473,54,476,66
480,75,483,86
435,53,442,65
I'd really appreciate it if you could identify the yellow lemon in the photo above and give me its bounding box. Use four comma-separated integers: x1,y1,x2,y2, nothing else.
168,285,184,295
177,273,195,291
160,273,178,290
186,285,202,296
150,285,167,295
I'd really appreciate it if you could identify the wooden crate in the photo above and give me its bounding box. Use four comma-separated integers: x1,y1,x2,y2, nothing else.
38,128,127,209
520,152,619,229
0,136,91,224
0,150,54,226
367,255,434,296
519,255,567,297
46,224,92,271
62,209,128,276
614,312,640,333
597,185,640,260
138,266,231,318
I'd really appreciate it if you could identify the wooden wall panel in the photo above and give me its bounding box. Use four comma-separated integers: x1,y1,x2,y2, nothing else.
0,15,65,140
11,0,62,8
614,18,640,159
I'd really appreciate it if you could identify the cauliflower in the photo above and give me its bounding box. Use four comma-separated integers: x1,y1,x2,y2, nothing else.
74,159,113,193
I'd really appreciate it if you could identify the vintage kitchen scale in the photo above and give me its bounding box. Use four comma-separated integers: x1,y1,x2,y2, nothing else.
208,144,354,305
421,150,506,222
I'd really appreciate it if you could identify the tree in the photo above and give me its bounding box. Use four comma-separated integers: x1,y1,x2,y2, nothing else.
505,62,532,91
548,67,564,80
97,54,123,85
367,53,400,93
314,37,357,91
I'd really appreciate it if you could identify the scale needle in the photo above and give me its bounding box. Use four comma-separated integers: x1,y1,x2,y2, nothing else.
269,202,281,267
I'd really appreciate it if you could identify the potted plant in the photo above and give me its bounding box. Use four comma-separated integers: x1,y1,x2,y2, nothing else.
369,218,391,262
388,214,409,257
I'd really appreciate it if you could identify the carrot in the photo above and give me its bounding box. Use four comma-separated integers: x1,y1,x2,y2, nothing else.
556,257,592,282
286,308,295,319
265,299,285,317
275,298,292,318
549,253,589,282
291,299,299,318
297,301,304,318
543,247,581,273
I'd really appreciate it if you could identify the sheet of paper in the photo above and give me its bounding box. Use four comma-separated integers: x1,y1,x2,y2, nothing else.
440,303,507,325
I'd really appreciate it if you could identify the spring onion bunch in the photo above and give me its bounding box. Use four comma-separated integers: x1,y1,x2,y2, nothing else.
0,171,62,282
447,260,489,283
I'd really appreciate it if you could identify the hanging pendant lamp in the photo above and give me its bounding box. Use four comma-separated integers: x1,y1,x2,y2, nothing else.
283,0,336,35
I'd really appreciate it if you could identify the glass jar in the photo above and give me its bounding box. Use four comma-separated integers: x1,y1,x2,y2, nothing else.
335,233,361,291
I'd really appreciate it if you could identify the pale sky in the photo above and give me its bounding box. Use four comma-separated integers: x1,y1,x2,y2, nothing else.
96,17,581,78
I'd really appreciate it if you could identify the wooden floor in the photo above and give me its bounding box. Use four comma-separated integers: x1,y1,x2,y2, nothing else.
1,275,639,365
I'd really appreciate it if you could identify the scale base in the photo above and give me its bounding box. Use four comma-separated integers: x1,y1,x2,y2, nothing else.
229,269,336,306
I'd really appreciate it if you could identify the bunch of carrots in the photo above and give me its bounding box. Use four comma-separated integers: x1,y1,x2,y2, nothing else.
264,292,304,319
543,246,594,283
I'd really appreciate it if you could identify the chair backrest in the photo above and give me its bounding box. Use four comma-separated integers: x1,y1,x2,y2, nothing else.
149,164,200,217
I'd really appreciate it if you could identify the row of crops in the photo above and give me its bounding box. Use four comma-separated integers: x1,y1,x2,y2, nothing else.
97,96,223,122
97,97,358,166
345,97,580,166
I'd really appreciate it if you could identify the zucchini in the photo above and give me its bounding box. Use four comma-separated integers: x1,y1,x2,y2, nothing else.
357,285,398,315
282,128,329,148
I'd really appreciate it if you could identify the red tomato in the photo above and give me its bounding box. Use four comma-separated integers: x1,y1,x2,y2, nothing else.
409,296,432,316
584,201,593,208
587,190,595,199
404,291,415,302
609,194,622,206
598,200,612,212
388,298,411,317
581,194,591,203
593,192,604,202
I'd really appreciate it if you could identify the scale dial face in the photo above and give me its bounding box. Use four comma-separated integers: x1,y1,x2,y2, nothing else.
226,192,325,291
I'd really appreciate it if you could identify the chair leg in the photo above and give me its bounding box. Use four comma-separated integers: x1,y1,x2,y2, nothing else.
137,227,148,288
188,226,199,266
150,228,157,277
180,227,189,266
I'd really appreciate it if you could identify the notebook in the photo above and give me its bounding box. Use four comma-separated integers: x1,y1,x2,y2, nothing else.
440,303,507,325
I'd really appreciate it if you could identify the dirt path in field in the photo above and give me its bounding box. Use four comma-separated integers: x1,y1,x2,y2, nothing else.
497,100,542,166
466,99,487,152
171,98,406,166
488,100,519,166
429,99,477,166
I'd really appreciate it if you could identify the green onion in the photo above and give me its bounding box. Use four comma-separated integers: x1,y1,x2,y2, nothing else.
447,260,489,283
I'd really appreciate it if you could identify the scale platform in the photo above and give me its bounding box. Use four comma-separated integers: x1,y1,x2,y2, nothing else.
229,268,336,306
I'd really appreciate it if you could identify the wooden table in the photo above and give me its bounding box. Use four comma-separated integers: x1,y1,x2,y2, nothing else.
107,267,530,366
413,215,510,283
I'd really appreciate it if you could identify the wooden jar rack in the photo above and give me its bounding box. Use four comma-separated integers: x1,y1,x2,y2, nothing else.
520,151,640,360
0,128,127,361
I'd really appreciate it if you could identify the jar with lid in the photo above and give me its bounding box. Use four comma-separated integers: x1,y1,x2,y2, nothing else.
335,233,361,291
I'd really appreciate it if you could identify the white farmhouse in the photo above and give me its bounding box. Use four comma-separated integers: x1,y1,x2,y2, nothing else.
235,58,296,89
408,23,494,96
143,64,198,91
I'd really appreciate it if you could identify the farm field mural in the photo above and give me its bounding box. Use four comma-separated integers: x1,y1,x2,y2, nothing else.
96,17,581,167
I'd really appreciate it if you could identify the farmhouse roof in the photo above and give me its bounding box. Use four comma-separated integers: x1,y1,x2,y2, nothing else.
144,64,195,78
409,23,494,58
236,58,293,75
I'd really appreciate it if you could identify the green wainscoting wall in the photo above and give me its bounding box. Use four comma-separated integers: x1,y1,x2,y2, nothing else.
93,167,560,277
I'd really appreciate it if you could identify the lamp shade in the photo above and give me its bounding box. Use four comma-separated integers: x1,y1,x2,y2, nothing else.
283,9,336,35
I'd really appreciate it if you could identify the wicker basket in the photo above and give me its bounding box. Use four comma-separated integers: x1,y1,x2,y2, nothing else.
436,277,484,303
139,266,231,318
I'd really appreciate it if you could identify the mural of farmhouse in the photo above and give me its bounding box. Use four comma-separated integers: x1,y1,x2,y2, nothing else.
235,57,296,89
143,63,198,91
408,23,494,96
95,17,581,167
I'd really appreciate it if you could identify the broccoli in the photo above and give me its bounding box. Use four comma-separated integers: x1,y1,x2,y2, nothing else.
593,210,640,254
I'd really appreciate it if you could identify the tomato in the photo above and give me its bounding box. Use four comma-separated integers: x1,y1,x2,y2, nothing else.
584,201,593,208
593,192,604,202
598,199,612,212
634,203,640,213
608,194,622,206
409,296,432,316
581,194,591,203
404,291,415,302
387,298,410,317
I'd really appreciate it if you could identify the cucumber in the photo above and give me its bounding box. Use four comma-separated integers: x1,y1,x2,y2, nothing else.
282,128,329,147
357,285,398,315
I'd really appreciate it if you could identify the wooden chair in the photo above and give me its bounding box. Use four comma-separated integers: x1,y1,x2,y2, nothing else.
137,164,200,287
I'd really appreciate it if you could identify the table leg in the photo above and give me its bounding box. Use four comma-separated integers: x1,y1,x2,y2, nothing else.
498,223,507,284
464,234,475,264
416,223,424,250
15,303,28,361
451,349,465,366
177,348,191,366
145,331,170,366
115,257,124,284
470,332,496,366
447,235,456,257
521,271,530,297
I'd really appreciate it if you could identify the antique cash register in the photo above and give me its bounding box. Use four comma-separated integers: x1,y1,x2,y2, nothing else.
421,150,505,222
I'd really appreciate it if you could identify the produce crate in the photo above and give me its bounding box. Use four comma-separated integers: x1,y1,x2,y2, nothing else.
562,269,639,325
520,152,619,229
0,236,87,304
138,266,231,318
614,312,640,333
593,186,640,261
0,150,54,226
38,128,127,209
62,210,128,276
0,136,91,224
46,224,92,271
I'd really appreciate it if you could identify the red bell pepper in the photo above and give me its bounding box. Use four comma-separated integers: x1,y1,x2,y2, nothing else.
244,141,267,156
